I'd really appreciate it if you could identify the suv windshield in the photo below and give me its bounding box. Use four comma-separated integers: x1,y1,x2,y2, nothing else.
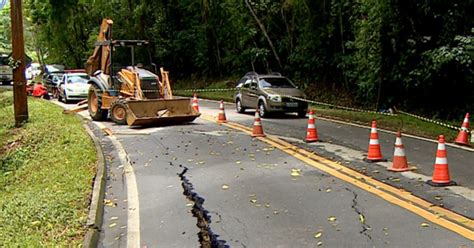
259,77,295,88
68,74,89,84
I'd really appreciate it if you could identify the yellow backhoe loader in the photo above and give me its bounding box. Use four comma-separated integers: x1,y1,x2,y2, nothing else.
85,18,200,126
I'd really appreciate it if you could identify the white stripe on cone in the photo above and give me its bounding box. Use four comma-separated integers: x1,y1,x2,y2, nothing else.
371,128,377,133
437,143,446,150
369,139,379,145
394,147,405,156
435,157,448,165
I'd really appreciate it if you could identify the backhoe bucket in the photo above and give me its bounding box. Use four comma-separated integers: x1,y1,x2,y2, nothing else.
126,98,201,126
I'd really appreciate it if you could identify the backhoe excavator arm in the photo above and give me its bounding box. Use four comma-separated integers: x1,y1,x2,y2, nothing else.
86,18,113,76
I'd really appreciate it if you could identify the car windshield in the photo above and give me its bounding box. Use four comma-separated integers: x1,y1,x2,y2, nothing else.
259,77,295,88
68,74,89,84
0,55,8,66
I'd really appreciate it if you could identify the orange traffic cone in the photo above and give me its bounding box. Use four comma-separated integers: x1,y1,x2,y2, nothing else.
365,120,385,162
388,132,412,172
454,113,470,146
217,100,227,123
427,135,456,187
305,110,318,142
191,93,199,112
251,111,266,137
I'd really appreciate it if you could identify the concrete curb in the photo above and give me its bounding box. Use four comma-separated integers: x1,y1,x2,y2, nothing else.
82,123,107,248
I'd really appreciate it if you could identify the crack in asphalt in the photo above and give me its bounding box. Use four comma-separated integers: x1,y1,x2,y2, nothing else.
345,188,373,241
178,165,229,248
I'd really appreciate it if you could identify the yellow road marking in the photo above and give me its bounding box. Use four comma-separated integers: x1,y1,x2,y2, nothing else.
201,114,474,240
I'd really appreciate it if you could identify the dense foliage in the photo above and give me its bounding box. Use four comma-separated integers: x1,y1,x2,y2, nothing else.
21,0,474,119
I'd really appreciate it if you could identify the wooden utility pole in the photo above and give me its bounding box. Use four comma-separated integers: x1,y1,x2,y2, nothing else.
10,0,28,127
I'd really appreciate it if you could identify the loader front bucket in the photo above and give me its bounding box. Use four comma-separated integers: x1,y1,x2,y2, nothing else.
126,98,201,126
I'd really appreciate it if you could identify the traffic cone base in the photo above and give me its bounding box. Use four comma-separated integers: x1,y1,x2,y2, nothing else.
305,110,318,142
427,180,456,187
388,158,411,172
363,157,387,163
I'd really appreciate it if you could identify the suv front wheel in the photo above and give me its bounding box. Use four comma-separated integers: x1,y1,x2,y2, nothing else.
258,101,267,118
236,99,245,113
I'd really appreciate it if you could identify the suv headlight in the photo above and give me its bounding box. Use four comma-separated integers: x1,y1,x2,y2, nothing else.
267,94,282,102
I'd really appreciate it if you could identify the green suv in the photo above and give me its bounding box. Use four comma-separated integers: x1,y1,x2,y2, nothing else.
234,72,308,118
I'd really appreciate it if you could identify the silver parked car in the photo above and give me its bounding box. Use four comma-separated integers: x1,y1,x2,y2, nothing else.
234,72,308,118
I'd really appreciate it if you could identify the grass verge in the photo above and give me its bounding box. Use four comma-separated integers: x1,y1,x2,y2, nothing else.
0,91,96,246
175,80,459,141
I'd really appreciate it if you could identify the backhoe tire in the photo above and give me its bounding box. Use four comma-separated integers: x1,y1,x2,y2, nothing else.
110,99,128,125
88,84,108,121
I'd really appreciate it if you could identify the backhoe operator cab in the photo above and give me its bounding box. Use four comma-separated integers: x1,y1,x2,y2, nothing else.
86,18,199,126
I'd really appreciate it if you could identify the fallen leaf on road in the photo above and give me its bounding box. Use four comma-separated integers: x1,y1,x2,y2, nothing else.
273,210,280,215
172,157,177,160
325,188,332,193
235,161,241,164
187,159,194,162
359,214,365,224
104,199,116,207
250,199,257,203
291,168,302,177
221,184,229,190
391,178,401,182
434,196,442,200
372,170,379,173
110,217,119,221
420,223,430,227
314,231,322,239
265,203,271,208
317,241,323,246
186,203,193,207
328,216,337,222
109,223,117,228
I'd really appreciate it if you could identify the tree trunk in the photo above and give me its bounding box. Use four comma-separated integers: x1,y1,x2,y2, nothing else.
244,0,283,70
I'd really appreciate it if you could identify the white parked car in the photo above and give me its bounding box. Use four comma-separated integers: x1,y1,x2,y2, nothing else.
58,71,90,103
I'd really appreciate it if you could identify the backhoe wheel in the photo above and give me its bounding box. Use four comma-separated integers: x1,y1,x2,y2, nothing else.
110,99,128,125
88,84,108,121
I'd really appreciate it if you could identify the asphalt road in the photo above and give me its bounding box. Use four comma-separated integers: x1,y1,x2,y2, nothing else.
54,98,471,247
87,118,470,247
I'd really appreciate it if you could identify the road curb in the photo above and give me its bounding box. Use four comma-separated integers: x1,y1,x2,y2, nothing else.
82,123,106,248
